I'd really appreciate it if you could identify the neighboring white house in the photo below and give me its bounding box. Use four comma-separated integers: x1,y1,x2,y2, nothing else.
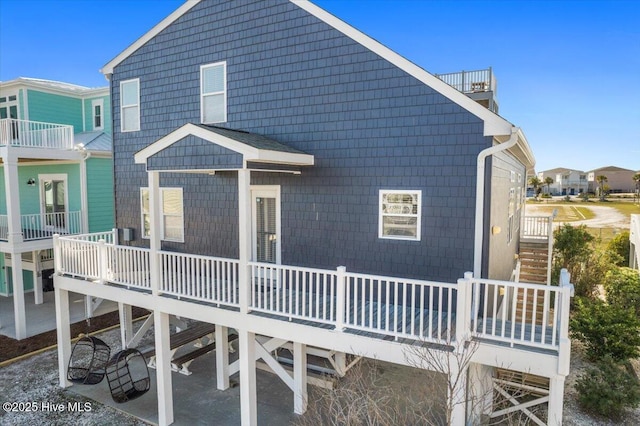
537,168,587,196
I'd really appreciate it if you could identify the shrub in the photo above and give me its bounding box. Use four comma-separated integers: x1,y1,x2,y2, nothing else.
553,224,594,269
604,267,640,316
552,224,613,298
570,297,640,361
575,356,640,420
607,231,631,266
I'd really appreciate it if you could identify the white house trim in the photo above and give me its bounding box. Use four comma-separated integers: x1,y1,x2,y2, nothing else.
100,0,519,141
101,0,204,76
134,123,314,167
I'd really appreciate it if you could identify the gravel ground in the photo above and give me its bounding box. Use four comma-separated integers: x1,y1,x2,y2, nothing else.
2,329,639,425
0,327,150,426
526,204,630,229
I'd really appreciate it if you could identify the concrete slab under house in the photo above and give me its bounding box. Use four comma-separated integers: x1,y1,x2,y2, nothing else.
52,1,573,425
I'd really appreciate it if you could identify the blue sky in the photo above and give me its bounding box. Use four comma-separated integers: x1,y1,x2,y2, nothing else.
1,0,638,173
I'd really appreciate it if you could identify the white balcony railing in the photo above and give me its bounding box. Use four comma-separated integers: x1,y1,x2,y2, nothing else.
54,232,574,353
469,275,573,351
0,211,83,241
521,215,553,240
0,118,74,150
435,68,497,95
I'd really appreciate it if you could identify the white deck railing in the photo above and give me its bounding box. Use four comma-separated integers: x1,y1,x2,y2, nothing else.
522,211,557,285
0,118,74,150
0,211,83,241
435,68,497,94
54,233,573,352
522,215,552,240
469,273,573,351
343,271,458,343
631,214,640,270
250,262,338,325
162,251,239,306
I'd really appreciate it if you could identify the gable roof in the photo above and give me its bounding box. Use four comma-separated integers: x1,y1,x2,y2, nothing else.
75,131,112,153
0,77,108,97
588,165,635,173
134,123,314,168
101,0,517,139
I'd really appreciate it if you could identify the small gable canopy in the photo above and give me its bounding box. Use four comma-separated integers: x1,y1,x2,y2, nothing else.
134,123,314,173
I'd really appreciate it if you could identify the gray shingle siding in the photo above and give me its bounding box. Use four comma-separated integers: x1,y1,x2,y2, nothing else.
147,135,243,170
111,0,492,282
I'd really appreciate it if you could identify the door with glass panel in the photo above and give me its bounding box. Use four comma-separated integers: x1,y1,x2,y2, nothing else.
40,176,68,232
251,187,281,265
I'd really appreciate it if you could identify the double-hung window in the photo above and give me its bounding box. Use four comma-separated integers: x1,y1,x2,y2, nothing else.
201,62,226,124
379,190,421,241
120,79,140,132
140,188,184,242
92,99,104,130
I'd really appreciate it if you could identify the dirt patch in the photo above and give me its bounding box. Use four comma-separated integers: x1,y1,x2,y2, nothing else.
0,307,149,364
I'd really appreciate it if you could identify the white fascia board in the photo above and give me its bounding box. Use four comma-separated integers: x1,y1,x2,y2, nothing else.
101,0,203,76
253,149,314,166
291,0,513,137
135,123,314,167
10,147,83,161
134,123,256,164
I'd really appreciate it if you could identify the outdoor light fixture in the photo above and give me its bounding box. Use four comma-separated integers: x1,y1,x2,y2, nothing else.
27,178,36,186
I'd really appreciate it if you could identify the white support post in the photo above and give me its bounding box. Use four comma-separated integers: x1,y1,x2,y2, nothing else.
449,359,468,426
3,150,23,245
216,325,230,390
54,286,72,388
293,341,308,415
79,154,89,234
148,171,162,296
10,252,27,339
238,169,251,314
153,310,174,426
97,239,108,285
112,227,119,245
33,250,43,305
547,375,565,426
456,271,473,345
53,234,62,274
238,328,257,426
118,303,133,349
333,352,347,377
335,266,346,331
467,363,493,424
558,269,573,376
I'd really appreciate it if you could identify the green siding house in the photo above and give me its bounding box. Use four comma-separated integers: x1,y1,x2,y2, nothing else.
0,77,114,339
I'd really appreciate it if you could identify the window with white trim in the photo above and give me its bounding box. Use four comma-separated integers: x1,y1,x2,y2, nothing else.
92,99,104,130
120,79,140,132
201,62,226,124
379,190,421,241
140,187,184,242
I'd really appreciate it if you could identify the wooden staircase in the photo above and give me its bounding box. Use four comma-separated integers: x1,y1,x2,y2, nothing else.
516,241,550,325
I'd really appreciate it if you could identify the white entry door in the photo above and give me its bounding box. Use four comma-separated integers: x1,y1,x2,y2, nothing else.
251,186,281,265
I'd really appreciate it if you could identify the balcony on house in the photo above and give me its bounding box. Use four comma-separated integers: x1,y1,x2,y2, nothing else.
435,68,499,114
0,211,84,242
54,220,572,367
0,118,75,150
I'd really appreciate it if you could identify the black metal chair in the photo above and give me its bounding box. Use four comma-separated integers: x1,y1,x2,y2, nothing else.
106,348,151,403
67,336,111,385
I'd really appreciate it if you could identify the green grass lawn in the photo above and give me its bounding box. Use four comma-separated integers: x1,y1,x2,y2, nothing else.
527,199,640,218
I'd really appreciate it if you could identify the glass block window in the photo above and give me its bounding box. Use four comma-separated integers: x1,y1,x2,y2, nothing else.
379,190,421,241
